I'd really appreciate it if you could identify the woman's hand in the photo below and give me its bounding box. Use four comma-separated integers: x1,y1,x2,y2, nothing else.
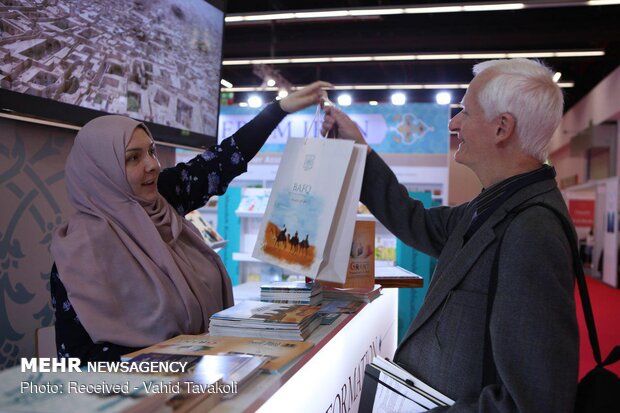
279,81,333,113
321,106,368,147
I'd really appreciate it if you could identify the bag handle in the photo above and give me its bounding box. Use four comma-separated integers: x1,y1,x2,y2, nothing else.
305,98,336,141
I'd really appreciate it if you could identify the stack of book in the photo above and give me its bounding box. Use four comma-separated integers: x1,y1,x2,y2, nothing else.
209,300,321,341
360,356,454,412
260,281,323,305
321,284,382,303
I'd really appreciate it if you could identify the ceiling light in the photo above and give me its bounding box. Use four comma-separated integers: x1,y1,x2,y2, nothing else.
266,78,276,87
247,95,263,108
588,1,620,5
506,52,554,58
369,100,379,106
404,6,463,14
226,2,617,24
220,78,233,88
460,53,510,59
391,93,406,106
222,49,605,66
424,84,464,89
278,89,289,98
462,3,524,12
436,92,452,105
416,54,462,60
289,57,331,64
221,82,575,93
244,13,295,21
553,72,562,82
373,55,416,61
554,50,605,57
337,94,352,106
332,56,373,62
295,10,349,19
348,8,405,16
238,102,248,107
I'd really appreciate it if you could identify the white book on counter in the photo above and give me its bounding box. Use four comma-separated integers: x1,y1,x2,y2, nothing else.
359,356,454,413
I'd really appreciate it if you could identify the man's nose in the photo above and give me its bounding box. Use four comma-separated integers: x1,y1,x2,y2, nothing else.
448,113,460,132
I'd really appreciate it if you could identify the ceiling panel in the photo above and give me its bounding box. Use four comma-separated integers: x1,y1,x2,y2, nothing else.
222,1,620,111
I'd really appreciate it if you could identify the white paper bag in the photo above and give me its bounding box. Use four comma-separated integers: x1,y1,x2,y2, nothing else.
252,137,367,283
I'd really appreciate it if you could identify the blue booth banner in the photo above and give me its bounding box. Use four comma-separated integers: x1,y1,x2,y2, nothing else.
179,103,450,187
218,103,450,155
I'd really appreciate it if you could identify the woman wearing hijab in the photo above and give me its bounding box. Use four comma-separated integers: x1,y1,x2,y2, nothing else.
50,82,331,363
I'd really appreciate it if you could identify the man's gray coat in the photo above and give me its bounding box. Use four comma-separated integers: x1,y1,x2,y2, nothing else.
361,150,579,412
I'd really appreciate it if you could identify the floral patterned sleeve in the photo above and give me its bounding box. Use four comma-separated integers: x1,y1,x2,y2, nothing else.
158,101,287,215
50,264,141,363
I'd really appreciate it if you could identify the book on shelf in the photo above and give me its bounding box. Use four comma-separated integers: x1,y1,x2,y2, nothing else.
185,210,227,249
208,300,321,341
359,356,454,413
123,334,314,373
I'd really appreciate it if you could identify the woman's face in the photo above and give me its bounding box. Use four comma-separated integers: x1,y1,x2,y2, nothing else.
125,127,161,202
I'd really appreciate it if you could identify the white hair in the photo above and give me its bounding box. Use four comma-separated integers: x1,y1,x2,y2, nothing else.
472,59,563,162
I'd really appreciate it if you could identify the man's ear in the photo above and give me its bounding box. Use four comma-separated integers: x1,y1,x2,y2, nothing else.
495,112,516,144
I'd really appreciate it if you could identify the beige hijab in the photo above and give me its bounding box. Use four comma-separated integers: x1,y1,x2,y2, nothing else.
51,115,233,347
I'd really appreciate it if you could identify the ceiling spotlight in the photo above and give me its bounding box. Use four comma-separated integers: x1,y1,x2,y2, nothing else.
391,92,406,106
278,89,289,98
239,102,248,107
337,94,352,106
247,95,263,108
435,91,452,105
220,78,233,88
266,78,276,87
369,100,378,106
553,72,562,83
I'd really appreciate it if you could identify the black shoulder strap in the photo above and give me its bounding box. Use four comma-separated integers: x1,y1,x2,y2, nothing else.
483,202,619,387
514,203,602,364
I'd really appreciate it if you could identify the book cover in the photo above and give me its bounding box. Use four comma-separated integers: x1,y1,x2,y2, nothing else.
319,220,375,290
185,210,227,249
124,335,314,372
359,356,454,413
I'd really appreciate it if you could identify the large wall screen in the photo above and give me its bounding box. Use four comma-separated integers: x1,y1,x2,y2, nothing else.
0,0,225,148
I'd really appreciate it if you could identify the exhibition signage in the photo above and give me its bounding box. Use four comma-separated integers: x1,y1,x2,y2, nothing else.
214,103,450,187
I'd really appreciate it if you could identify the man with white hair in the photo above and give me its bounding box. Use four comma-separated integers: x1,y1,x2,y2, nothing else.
322,59,578,412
